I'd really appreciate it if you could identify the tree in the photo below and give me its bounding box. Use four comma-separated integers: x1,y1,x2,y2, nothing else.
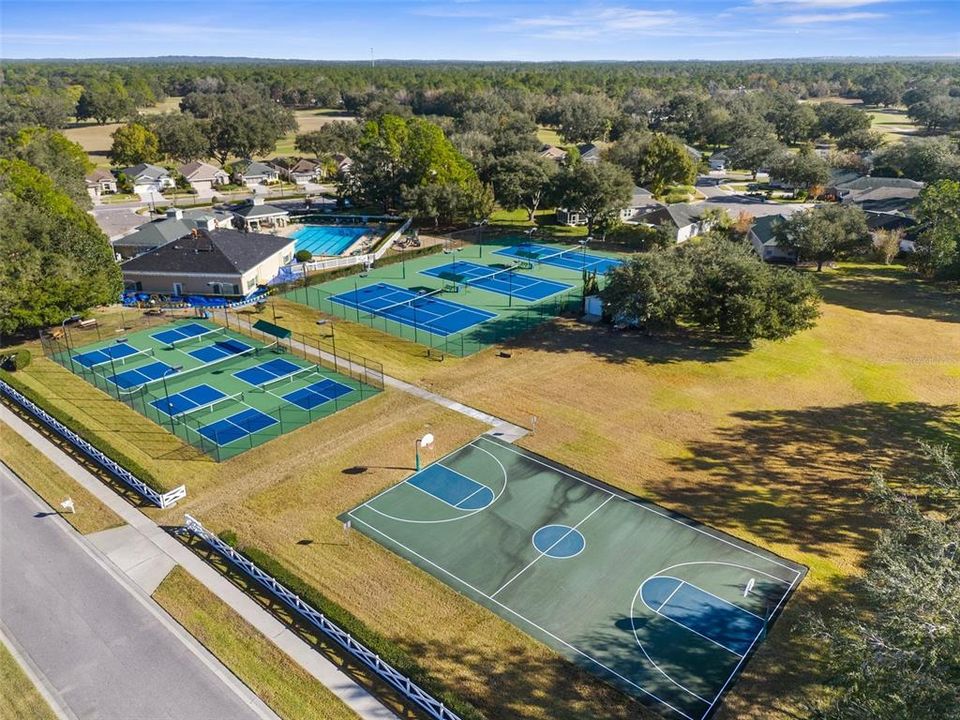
109,123,160,166
872,137,960,182
873,228,904,265
770,102,819,145
768,150,830,194
6,128,92,208
556,93,616,144
182,86,297,166
907,95,960,133
149,113,209,163
75,80,134,124
602,239,820,342
555,161,633,237
0,159,122,335
912,180,960,279
815,102,872,138
801,443,960,720
836,128,885,153
488,152,557,221
607,132,697,197
725,135,783,179
13,89,74,129
774,204,871,270
859,72,904,107
294,121,361,159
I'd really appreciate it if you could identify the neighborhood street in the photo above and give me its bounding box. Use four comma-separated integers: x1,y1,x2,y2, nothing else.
0,463,279,720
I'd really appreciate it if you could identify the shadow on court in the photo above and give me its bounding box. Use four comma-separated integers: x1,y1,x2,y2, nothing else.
667,401,959,558
493,318,750,366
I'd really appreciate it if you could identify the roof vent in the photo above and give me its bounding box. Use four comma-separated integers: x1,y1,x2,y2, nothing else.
166,208,183,220
253,196,265,206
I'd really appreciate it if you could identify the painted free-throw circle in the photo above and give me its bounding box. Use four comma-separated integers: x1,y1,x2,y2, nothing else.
532,525,586,558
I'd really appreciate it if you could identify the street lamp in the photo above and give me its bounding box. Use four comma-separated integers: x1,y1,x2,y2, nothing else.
415,432,434,471
474,218,488,258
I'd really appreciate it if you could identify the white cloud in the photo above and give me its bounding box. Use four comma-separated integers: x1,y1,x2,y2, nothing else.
497,6,683,40
753,0,890,7
780,11,886,23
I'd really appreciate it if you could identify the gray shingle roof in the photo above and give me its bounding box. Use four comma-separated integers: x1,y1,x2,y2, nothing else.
637,203,703,229
179,161,227,182
114,211,235,249
233,161,277,177
120,229,294,274
750,214,788,246
836,176,924,191
233,202,290,219
121,163,169,182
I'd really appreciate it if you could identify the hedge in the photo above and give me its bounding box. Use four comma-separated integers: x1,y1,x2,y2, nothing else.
0,369,167,494
216,535,486,720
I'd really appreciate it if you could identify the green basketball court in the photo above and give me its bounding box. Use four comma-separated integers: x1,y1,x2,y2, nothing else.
345,436,806,720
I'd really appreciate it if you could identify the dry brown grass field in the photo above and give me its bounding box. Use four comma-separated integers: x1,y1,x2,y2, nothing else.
3,262,958,720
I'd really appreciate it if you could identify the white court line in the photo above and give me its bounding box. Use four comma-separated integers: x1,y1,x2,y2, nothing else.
345,510,698,720
490,495,613,598
656,580,684,613
454,485,488,508
478,436,802,580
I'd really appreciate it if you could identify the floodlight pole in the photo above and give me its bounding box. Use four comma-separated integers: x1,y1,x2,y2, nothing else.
401,244,406,279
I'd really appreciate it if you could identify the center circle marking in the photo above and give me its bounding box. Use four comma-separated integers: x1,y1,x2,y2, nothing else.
532,524,586,559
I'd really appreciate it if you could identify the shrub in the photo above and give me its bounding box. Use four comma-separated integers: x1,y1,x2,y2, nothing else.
294,249,313,263
14,349,31,371
217,529,239,548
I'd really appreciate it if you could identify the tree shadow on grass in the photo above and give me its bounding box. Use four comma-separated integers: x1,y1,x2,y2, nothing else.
667,401,959,558
488,318,749,365
815,265,960,323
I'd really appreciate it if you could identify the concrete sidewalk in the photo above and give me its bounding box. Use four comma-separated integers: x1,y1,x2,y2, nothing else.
0,404,397,720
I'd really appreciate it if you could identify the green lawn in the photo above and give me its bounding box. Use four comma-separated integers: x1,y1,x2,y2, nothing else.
0,641,57,720
535,125,566,147
154,566,359,720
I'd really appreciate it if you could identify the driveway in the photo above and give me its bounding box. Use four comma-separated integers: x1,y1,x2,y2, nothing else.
695,175,812,218
0,463,278,720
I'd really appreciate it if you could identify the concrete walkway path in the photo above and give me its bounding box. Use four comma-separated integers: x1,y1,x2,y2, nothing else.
232,315,529,443
0,461,280,720
0,404,397,720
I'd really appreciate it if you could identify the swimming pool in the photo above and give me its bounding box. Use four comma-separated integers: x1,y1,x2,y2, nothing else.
291,225,369,257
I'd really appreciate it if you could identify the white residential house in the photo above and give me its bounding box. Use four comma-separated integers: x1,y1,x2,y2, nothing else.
632,203,714,243
708,152,728,172
232,160,281,187
179,161,229,194
85,168,117,200
120,163,174,194
557,187,659,227
284,158,322,185
748,213,798,264
577,143,603,164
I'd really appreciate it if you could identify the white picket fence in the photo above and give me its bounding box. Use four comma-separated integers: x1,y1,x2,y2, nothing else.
182,514,463,720
0,379,186,509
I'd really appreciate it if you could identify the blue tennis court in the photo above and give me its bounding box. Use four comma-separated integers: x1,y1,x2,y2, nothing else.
73,341,140,369
234,357,303,387
108,361,175,389
328,283,496,337
421,260,572,302
150,383,227,417
495,243,623,274
188,338,252,363
640,576,765,656
282,378,353,410
292,225,368,256
408,463,494,510
197,408,278,446
152,322,220,347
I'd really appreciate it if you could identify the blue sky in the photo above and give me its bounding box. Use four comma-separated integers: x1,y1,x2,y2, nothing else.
2,0,957,60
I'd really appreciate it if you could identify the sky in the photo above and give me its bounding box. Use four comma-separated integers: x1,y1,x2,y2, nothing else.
1,0,958,61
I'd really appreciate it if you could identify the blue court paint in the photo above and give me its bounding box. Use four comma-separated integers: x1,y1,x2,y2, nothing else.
151,394,196,416
234,366,275,386
108,361,175,389
258,358,300,376
149,384,225,416
281,378,352,410
180,384,224,405
151,323,212,346
189,339,251,363
228,408,277,433
494,243,622,274
420,260,572,302
135,362,175,381
73,342,138,368
640,576,764,656
532,525,586,558
327,282,496,337
198,419,248,446
407,464,493,509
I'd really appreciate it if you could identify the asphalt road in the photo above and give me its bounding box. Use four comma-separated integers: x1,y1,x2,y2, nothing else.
695,175,813,218
0,463,278,720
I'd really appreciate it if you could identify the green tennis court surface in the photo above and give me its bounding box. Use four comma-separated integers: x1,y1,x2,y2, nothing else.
48,318,380,461
345,436,805,720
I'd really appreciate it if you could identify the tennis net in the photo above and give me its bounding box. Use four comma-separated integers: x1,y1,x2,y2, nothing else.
366,288,444,319
459,262,522,292
178,390,245,420
90,346,155,370
119,340,277,399
259,366,321,392
170,326,227,349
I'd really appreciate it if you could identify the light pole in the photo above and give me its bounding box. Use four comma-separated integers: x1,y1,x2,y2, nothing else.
415,432,434,471
316,319,336,358
474,218,488,258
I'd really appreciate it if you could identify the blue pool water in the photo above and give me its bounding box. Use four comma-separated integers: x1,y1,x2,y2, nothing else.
291,225,369,257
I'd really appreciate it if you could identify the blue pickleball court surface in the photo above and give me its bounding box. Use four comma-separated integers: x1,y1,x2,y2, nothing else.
495,242,623,274
640,576,765,656
188,339,252,364
328,282,496,337
197,408,278,446
421,260,572,302
108,361,175,389
234,358,303,387
151,322,218,346
291,225,368,256
407,463,495,510
150,383,226,417
73,342,140,368
282,378,354,410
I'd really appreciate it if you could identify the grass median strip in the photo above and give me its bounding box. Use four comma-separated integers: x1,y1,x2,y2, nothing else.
153,565,359,720
0,640,58,720
0,420,124,535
